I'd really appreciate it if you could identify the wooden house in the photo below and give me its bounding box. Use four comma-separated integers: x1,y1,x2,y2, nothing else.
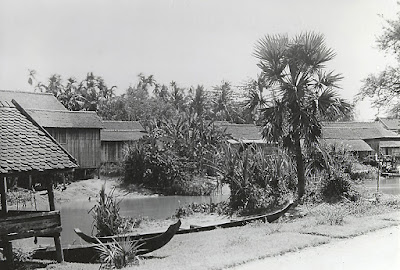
321,121,400,158
0,90,103,175
0,99,78,267
101,121,146,163
376,117,400,134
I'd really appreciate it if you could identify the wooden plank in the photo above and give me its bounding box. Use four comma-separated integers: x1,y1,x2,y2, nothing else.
3,226,62,241
0,211,60,235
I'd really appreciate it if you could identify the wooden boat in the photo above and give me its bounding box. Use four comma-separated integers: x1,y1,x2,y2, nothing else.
33,219,181,263
177,200,293,234
34,201,292,263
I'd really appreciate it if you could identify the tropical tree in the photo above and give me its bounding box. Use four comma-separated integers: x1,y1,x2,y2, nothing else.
242,74,269,123
253,32,352,201
211,81,234,121
357,7,400,117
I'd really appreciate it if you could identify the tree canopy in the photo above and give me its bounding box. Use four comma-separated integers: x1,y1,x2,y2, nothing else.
357,7,400,117
254,32,352,200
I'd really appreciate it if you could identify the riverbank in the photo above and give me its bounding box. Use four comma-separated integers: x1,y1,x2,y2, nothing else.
4,192,400,270
7,177,156,210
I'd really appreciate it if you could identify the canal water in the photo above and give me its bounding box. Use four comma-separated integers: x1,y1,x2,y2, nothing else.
35,194,229,247
29,178,399,248
363,177,400,195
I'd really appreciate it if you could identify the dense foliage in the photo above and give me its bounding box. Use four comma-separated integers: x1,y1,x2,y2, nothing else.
123,110,228,195
217,144,296,215
304,142,360,203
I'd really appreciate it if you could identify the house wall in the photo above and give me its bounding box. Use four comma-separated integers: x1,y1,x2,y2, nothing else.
101,141,135,163
46,128,101,169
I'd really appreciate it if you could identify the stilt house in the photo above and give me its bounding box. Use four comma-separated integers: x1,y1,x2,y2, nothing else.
0,90,103,176
0,99,78,268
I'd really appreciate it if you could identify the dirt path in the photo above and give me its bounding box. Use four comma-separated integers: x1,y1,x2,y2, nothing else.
232,225,400,270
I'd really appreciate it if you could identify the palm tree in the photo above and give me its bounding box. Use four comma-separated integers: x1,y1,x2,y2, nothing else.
254,32,352,201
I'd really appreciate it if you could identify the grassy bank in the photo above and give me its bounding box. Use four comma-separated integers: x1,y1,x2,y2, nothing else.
8,196,399,270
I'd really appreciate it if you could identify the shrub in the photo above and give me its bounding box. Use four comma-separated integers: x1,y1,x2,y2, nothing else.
321,172,360,203
90,185,142,237
217,144,296,215
90,185,123,236
95,237,143,269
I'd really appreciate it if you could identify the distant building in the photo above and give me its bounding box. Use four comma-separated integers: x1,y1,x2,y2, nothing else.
213,121,276,153
0,90,103,174
101,121,146,163
376,117,400,134
321,121,400,158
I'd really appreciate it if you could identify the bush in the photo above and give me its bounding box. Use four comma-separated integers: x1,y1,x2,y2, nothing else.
218,145,296,215
321,172,360,203
95,237,142,269
90,185,141,236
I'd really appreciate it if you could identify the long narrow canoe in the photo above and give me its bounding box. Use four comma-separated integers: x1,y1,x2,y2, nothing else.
33,219,181,263
177,200,293,234
74,219,181,249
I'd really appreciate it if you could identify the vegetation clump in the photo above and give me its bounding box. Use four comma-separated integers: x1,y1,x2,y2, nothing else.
123,110,227,195
218,144,296,215
95,237,143,269
90,185,141,237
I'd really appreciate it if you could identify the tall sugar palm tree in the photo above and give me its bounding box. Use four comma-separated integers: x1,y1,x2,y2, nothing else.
254,32,352,201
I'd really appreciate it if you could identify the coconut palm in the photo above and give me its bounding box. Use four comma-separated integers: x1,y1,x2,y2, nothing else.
254,32,352,201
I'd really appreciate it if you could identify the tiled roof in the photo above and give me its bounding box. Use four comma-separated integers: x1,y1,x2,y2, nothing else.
0,90,67,111
101,121,146,141
322,122,400,140
214,121,263,140
27,109,103,129
322,139,373,152
377,118,400,131
0,101,78,175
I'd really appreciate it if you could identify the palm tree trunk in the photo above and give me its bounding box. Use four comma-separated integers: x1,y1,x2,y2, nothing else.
294,136,306,201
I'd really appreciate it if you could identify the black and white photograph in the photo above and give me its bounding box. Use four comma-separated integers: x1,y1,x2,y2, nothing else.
0,1,399,269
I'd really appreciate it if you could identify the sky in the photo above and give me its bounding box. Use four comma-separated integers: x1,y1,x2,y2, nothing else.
0,0,398,121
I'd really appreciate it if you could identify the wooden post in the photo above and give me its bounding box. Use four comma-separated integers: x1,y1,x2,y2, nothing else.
3,240,14,270
28,175,32,190
1,177,7,214
1,178,14,269
47,175,64,263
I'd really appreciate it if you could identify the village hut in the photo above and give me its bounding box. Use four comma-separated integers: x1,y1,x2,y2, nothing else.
322,121,400,159
376,117,400,134
0,99,78,268
100,121,146,164
0,90,103,178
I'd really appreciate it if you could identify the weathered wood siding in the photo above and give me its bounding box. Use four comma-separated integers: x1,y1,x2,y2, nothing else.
47,128,100,169
101,141,126,163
